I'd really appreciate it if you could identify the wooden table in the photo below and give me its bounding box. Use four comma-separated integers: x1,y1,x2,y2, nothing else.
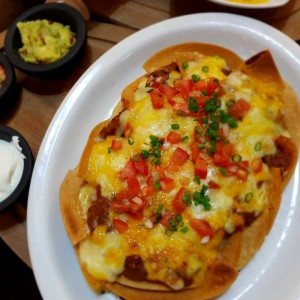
0,0,300,268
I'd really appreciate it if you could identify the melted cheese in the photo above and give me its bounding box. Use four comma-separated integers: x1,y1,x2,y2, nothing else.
79,226,127,282
78,53,289,285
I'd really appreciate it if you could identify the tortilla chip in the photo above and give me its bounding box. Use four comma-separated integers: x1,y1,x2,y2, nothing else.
143,42,243,73
60,168,87,245
107,262,238,300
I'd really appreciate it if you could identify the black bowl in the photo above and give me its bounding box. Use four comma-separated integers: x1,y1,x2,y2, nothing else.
0,53,17,108
4,3,87,78
0,125,34,212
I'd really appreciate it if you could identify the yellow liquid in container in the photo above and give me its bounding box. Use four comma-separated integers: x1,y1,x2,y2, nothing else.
227,0,269,4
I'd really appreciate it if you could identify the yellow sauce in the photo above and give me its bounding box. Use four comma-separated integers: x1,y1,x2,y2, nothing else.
227,0,269,4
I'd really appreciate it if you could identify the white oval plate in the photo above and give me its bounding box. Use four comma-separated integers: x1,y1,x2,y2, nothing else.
27,13,300,300
208,0,289,9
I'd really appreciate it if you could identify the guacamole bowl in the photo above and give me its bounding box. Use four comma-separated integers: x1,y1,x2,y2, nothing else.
4,3,87,78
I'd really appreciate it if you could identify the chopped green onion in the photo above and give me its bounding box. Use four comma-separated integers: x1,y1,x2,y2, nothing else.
154,180,161,190
151,157,161,165
201,116,208,124
152,204,163,214
180,226,189,233
107,147,112,153
149,135,162,149
194,175,201,185
188,97,199,112
133,155,138,162
155,214,162,223
255,142,262,151
219,167,228,175
128,136,134,145
245,192,253,202
201,90,208,96
210,122,219,130
171,123,180,130
141,150,150,159
195,127,203,135
226,99,236,108
209,114,219,122
202,66,209,73
206,127,219,140
182,62,188,69
192,74,200,83
198,143,206,149
181,135,189,142
152,150,162,158
232,154,242,162
219,110,229,123
205,98,221,113
182,191,192,204
228,117,238,128
193,185,211,211
175,214,184,227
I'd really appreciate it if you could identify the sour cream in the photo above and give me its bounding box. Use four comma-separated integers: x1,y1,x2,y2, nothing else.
0,137,25,202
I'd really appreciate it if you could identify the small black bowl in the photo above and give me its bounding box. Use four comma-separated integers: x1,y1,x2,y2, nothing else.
4,3,87,78
0,52,17,109
0,125,34,212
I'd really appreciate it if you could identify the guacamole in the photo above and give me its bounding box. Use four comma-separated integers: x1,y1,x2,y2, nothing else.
17,19,76,64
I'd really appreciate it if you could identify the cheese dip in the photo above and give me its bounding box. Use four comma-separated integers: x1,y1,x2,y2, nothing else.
0,137,25,202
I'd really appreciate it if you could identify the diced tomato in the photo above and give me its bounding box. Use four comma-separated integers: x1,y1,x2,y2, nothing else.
209,180,220,189
127,210,144,221
214,143,234,166
127,177,140,194
170,147,190,166
158,83,179,99
149,90,165,109
189,218,214,239
195,157,208,179
206,77,224,97
115,189,137,202
251,158,263,173
133,154,148,176
190,141,201,163
236,167,249,181
112,219,129,233
160,177,175,192
130,196,147,213
240,160,249,168
171,101,189,114
229,99,251,119
195,95,209,108
194,79,207,92
166,131,181,144
120,158,136,179
111,139,122,151
172,187,189,214
110,202,131,212
124,123,132,138
213,153,229,166
222,143,234,160
161,211,175,227
174,79,194,99
141,185,156,197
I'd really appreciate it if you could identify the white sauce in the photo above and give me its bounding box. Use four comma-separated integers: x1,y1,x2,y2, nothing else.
0,137,25,202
